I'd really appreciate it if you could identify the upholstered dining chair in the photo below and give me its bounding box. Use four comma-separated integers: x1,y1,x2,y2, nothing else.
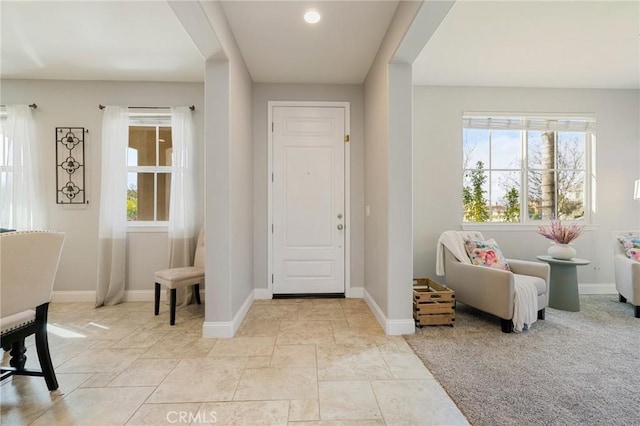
154,228,204,325
1,230,66,391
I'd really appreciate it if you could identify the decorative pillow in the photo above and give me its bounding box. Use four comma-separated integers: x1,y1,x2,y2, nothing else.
618,236,640,250
464,238,511,271
625,248,640,262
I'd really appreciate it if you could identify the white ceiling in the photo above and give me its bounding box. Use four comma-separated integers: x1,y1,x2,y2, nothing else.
220,1,399,84
2,1,638,89
0,1,204,82
414,1,640,89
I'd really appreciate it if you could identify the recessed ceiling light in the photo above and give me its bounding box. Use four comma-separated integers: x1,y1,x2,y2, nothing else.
304,10,321,24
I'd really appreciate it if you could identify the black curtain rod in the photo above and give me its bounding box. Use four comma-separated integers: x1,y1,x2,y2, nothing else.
0,103,38,109
98,104,195,111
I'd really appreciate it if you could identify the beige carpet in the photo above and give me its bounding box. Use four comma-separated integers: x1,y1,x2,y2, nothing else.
405,295,640,426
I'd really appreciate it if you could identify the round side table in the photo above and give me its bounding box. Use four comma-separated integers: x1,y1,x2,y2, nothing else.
536,255,590,312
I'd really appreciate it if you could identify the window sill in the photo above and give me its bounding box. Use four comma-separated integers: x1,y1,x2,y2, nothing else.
460,223,598,232
127,223,168,233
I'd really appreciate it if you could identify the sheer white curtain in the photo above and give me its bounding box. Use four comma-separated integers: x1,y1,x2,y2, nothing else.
96,106,128,307
169,107,198,305
0,105,44,230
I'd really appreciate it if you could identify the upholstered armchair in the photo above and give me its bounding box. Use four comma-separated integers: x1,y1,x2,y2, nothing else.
438,231,550,333
613,231,640,318
1,231,66,391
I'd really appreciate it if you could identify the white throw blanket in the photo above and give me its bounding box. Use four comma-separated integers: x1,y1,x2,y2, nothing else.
512,275,539,332
436,230,538,332
436,230,471,276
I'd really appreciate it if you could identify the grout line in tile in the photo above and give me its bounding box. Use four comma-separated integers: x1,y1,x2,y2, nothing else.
187,402,203,426
314,342,321,421
230,359,248,402
369,379,388,425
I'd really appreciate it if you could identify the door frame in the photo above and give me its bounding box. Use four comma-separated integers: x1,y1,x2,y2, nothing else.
267,101,351,297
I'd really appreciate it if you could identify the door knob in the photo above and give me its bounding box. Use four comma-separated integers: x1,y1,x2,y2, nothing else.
337,224,344,230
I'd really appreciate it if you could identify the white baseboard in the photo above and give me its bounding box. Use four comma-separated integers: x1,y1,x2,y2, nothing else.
386,318,417,335
124,290,161,302
202,290,255,338
579,283,616,294
253,288,272,300
363,289,415,335
202,321,235,339
51,289,204,303
51,291,95,303
347,286,364,298
233,290,255,332
363,289,386,330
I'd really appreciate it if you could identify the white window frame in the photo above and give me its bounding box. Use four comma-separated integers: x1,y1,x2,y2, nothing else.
461,112,596,230
126,112,172,229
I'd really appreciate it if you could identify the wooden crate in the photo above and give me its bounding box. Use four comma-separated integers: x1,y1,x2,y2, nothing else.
413,278,455,327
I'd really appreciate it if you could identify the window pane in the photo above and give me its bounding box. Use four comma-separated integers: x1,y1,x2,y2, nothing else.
527,131,542,169
128,126,156,166
129,172,155,221
1,134,13,167
528,131,557,170
157,173,171,221
557,132,585,170
1,171,9,190
491,171,521,222
159,127,173,167
463,116,592,225
126,147,138,168
557,171,584,220
528,170,556,220
127,172,139,221
0,135,6,166
491,130,520,169
462,168,490,222
463,128,489,170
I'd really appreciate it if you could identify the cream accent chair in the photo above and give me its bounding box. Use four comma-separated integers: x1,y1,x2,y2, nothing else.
442,231,550,333
0,231,65,391
154,228,204,325
613,231,640,318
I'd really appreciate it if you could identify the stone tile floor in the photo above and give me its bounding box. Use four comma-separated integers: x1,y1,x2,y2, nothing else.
1,298,468,425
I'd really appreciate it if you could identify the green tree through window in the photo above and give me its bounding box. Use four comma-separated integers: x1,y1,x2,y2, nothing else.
463,161,490,222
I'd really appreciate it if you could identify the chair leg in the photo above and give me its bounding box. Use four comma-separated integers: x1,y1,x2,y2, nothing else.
500,319,512,333
619,293,627,303
35,327,58,391
9,339,27,370
154,283,161,315
170,289,177,326
537,308,546,320
193,284,201,305
634,305,639,318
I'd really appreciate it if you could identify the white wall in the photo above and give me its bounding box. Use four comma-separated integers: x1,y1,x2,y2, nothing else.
413,86,640,285
252,83,365,294
200,1,254,329
363,52,390,313
363,1,421,328
229,59,254,315
0,79,205,293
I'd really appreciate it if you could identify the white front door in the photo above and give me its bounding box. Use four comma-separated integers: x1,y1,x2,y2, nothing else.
272,106,345,294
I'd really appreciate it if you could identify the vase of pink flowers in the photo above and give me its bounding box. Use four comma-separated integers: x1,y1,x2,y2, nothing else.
537,219,585,260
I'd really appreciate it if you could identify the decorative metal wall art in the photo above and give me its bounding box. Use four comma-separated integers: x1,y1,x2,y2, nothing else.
56,127,86,204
